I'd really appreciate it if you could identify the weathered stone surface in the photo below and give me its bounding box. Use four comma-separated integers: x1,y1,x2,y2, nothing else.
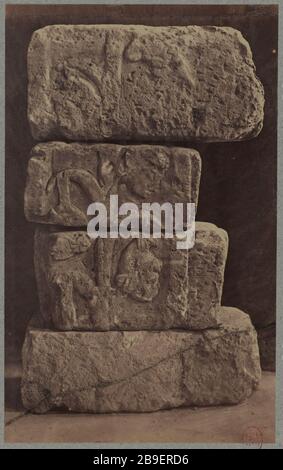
257,325,275,371
24,142,201,226
28,25,264,142
21,307,261,413
186,223,228,329
34,222,228,331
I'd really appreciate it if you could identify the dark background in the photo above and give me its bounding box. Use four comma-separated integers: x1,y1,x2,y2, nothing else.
5,4,277,363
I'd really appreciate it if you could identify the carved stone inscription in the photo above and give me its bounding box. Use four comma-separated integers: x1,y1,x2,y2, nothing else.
34,223,228,331
28,25,264,142
24,143,201,226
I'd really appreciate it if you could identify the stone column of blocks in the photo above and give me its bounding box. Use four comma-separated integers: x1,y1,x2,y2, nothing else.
21,25,264,413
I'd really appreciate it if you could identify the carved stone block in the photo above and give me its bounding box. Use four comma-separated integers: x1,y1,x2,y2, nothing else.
21,307,261,413
34,222,228,331
24,143,201,226
28,25,264,142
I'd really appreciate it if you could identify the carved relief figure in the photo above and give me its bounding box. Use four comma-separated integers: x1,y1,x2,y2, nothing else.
26,144,201,227
115,239,162,302
49,232,98,329
52,59,103,135
46,150,126,225
46,147,169,225
124,35,195,88
117,148,170,201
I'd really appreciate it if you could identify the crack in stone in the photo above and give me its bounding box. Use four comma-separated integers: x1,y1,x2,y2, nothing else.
36,330,250,403
21,345,195,413
5,411,30,427
20,318,259,413
5,389,54,427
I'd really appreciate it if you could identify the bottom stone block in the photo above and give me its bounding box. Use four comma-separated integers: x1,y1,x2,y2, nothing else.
21,307,261,414
257,324,276,371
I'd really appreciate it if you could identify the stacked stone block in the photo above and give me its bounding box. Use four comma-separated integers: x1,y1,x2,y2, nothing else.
22,25,264,413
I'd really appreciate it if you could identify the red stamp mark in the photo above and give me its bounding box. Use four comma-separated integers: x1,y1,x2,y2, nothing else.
242,426,263,448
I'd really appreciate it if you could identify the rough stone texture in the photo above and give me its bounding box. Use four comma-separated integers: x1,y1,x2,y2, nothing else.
21,307,261,413
257,325,275,371
34,222,228,331
28,25,264,142
24,142,201,226
6,4,276,375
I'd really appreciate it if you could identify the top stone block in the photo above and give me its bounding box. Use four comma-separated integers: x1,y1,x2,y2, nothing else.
28,25,264,142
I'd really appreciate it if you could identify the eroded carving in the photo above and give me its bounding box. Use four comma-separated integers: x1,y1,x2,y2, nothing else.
25,143,201,226
34,223,228,331
115,239,162,302
48,233,98,329
46,160,118,225
28,25,264,142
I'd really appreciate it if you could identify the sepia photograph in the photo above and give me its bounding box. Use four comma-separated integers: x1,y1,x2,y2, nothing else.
3,1,282,451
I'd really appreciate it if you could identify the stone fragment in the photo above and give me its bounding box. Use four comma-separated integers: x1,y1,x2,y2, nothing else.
34,222,228,331
186,222,228,329
28,25,264,142
21,307,261,413
257,324,276,371
24,143,201,226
